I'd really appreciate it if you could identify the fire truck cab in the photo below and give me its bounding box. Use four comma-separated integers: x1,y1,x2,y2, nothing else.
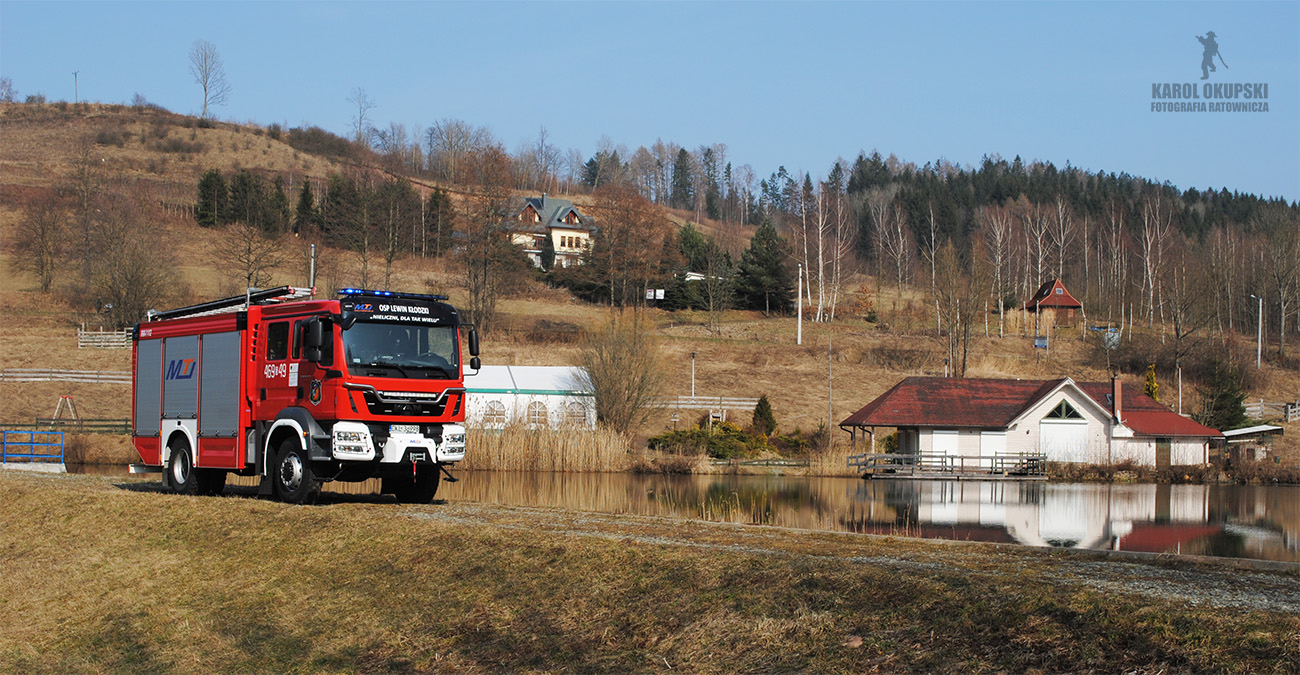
130,287,479,504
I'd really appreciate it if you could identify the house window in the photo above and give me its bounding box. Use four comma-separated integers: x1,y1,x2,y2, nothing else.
1045,400,1083,420
483,401,507,426
533,236,546,249
526,401,548,428
1055,288,1063,295
565,401,587,427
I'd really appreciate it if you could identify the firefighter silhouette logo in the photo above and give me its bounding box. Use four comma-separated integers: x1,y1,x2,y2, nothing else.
1196,31,1228,80
309,379,322,405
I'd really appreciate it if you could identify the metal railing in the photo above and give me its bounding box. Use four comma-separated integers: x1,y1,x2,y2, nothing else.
847,452,1047,477
77,327,132,349
1,430,65,464
657,395,761,410
0,369,131,384
34,418,132,434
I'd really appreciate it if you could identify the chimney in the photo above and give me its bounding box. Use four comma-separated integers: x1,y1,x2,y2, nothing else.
1112,375,1123,423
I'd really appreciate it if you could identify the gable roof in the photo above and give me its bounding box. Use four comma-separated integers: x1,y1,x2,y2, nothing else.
841,376,1222,438
509,195,595,235
1024,278,1083,311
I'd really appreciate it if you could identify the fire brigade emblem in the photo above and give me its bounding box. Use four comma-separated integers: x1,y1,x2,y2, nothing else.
309,379,322,405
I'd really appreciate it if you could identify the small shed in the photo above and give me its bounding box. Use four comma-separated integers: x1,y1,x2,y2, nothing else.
1024,279,1083,323
465,365,595,430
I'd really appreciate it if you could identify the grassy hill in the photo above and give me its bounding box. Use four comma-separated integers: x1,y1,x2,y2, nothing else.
2,102,1296,468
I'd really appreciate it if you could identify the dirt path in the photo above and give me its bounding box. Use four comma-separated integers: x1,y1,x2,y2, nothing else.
409,501,1300,615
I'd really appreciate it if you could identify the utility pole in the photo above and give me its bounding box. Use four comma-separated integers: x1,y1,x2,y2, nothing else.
1250,293,1262,368
72,71,79,104
796,263,803,345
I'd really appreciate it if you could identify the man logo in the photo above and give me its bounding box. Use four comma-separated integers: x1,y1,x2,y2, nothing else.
165,358,196,380
309,379,322,405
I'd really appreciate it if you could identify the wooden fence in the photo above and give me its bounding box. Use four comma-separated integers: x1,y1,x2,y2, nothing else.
1244,400,1300,423
0,369,132,384
77,326,132,349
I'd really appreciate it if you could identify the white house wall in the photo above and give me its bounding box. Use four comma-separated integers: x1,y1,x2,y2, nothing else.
1011,386,1112,462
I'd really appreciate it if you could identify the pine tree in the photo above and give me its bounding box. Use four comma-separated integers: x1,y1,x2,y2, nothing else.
752,394,777,436
295,180,317,234
1144,364,1160,402
540,234,556,271
1193,359,1249,431
735,219,794,314
670,148,695,211
195,168,226,228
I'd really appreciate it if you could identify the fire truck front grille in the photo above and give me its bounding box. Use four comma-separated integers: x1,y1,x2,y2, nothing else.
361,391,449,417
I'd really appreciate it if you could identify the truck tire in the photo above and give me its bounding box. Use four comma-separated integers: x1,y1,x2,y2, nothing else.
389,465,440,505
168,441,199,495
273,438,320,505
196,469,227,497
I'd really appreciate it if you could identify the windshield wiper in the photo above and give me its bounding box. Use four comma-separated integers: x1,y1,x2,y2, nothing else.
358,362,411,378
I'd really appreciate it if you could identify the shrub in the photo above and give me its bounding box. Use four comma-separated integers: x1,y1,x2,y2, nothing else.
751,395,776,436
647,421,765,460
95,127,130,147
286,125,355,160
151,138,205,154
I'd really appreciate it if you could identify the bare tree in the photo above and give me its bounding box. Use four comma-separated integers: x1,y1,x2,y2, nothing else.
213,221,287,289
1138,192,1174,327
10,193,65,292
1048,196,1076,281
188,39,232,119
0,77,16,103
577,313,668,435
459,145,525,333
978,204,1013,336
347,87,376,147
425,118,489,183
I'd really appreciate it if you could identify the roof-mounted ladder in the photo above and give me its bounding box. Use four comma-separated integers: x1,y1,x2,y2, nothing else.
146,286,315,322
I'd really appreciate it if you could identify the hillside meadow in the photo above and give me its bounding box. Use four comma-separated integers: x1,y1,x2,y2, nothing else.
1,102,1297,468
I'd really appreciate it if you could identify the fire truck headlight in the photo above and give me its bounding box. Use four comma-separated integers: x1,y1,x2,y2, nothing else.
335,430,367,443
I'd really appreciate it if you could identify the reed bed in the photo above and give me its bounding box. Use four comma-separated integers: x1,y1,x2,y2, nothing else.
460,424,633,472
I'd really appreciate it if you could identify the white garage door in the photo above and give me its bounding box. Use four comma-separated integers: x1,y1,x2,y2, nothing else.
1040,420,1089,462
932,430,959,456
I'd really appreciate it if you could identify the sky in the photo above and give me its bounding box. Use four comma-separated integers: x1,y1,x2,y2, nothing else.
2,1,1297,201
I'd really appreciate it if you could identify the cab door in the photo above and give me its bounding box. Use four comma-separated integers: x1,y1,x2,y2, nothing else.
256,320,299,417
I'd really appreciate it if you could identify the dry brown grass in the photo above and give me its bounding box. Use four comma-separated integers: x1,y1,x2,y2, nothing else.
1,470,1298,673
461,425,633,472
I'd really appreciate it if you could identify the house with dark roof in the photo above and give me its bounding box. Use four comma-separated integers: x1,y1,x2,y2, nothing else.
1024,279,1083,323
506,195,596,268
840,376,1222,468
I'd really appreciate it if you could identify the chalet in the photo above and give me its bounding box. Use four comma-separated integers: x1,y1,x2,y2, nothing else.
840,376,1223,468
1024,278,1083,323
507,195,596,268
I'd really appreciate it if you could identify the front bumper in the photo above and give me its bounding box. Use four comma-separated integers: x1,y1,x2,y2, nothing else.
329,421,464,464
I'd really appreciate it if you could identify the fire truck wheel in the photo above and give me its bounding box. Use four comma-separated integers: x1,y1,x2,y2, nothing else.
168,442,199,495
274,438,320,505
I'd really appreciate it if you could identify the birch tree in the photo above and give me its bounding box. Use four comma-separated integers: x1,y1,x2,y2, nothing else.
188,39,231,120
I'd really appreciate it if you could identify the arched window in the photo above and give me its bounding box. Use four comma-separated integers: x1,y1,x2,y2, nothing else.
565,401,588,427
526,401,549,428
1045,400,1083,420
483,400,507,427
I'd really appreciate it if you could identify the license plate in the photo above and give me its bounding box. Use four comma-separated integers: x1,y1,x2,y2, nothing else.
390,424,420,435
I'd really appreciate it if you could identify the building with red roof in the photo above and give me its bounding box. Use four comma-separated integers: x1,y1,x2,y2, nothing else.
1024,279,1083,324
840,376,1222,468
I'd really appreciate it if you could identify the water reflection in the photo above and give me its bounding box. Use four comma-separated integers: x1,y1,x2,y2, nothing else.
74,463,1298,563
440,473,1300,563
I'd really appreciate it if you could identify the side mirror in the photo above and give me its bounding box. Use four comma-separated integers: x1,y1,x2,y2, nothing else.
468,328,480,357
304,318,325,362
470,356,481,371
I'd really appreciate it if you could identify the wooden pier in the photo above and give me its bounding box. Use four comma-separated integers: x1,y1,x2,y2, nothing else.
847,452,1047,481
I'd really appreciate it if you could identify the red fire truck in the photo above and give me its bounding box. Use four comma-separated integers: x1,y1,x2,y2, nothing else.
129,287,479,504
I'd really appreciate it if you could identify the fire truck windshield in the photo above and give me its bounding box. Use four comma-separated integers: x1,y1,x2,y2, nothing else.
341,321,459,378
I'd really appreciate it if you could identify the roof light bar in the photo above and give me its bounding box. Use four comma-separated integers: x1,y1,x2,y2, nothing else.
337,288,449,302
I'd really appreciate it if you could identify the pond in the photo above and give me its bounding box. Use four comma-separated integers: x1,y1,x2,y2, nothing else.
71,464,1300,563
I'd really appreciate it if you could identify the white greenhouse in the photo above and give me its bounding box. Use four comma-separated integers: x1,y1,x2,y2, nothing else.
465,365,595,430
